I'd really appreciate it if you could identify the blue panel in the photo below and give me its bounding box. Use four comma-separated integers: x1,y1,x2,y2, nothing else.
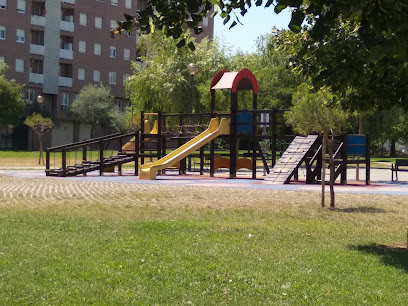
347,135,366,155
236,112,254,133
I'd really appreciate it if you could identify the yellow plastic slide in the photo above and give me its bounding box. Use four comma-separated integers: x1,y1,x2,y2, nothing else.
139,118,230,180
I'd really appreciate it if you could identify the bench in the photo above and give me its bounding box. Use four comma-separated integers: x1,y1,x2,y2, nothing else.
391,159,408,181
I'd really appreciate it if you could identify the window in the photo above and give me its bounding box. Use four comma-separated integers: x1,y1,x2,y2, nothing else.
95,16,102,29
15,59,24,72
0,0,6,10
61,93,70,110
115,100,122,112
0,56,4,63
0,26,6,40
17,0,25,13
109,72,116,84
78,40,86,53
94,43,101,55
123,48,130,60
125,0,131,9
93,70,100,82
30,59,43,74
110,19,116,31
111,0,118,6
79,13,87,26
78,68,85,80
16,29,25,43
26,89,35,106
123,74,130,86
31,30,44,45
109,46,116,58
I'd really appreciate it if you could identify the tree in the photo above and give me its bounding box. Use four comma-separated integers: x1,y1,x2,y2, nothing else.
231,32,301,110
71,84,125,138
285,83,348,208
0,63,25,124
363,107,408,157
24,113,54,164
114,0,408,112
126,30,231,114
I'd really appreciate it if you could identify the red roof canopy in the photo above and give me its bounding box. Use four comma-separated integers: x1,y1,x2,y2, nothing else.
210,68,259,94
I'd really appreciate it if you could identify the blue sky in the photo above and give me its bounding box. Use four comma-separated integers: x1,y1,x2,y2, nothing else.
214,6,291,53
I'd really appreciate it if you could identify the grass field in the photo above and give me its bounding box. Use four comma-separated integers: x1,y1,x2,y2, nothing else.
0,175,407,304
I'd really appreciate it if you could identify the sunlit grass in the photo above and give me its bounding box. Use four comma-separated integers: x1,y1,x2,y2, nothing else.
0,176,407,304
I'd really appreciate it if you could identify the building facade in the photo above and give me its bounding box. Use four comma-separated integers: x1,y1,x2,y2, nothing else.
0,0,214,149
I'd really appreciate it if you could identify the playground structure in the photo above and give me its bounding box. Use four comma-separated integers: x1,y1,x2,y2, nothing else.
45,68,370,185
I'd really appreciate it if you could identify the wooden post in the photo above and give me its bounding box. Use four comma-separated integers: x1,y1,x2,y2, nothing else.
200,146,204,175
356,114,363,180
140,111,145,165
82,146,87,176
321,132,327,207
118,136,122,176
135,131,139,176
157,111,162,160
271,108,277,168
62,149,66,177
366,133,370,185
252,138,257,179
210,139,215,177
230,93,237,178
46,149,50,171
341,133,347,185
99,139,104,176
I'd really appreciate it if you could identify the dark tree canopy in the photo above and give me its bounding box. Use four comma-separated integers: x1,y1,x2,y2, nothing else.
114,0,408,112
0,63,25,124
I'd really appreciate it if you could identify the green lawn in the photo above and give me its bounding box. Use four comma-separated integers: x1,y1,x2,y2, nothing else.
0,179,407,304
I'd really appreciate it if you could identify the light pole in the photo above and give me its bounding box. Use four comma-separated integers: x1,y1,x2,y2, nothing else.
36,95,44,114
187,63,198,171
187,63,198,115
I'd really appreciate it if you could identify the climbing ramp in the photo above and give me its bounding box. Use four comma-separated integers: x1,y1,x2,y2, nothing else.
265,135,319,184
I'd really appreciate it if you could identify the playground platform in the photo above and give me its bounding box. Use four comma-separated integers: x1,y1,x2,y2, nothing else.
2,166,408,196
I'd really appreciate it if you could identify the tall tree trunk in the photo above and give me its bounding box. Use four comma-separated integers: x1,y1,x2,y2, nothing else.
390,140,396,157
38,133,44,165
321,132,327,208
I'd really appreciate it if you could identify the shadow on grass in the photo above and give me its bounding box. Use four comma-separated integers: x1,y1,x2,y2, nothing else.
331,206,386,213
349,243,408,273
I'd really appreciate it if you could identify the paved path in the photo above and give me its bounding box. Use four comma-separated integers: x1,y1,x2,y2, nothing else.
2,167,408,196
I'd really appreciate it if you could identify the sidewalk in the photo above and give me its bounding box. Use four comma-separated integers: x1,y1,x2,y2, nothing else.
1,166,408,196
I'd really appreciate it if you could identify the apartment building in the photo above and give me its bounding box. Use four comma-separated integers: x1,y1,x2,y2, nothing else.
0,0,214,149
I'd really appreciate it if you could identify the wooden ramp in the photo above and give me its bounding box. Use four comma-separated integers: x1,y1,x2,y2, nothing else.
265,135,319,184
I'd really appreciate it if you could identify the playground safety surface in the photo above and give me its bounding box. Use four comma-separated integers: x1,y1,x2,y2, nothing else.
2,167,408,196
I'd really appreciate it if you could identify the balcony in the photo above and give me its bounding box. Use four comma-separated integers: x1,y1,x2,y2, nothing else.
59,77,72,87
31,15,46,27
61,0,75,4
59,49,73,60
60,20,74,32
30,44,45,55
29,73,44,84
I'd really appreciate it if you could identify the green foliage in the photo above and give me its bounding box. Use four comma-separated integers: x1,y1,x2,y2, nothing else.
126,31,230,114
24,113,54,136
0,63,25,124
232,33,301,110
363,107,408,155
24,113,54,164
115,0,408,112
285,83,347,135
71,84,126,136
